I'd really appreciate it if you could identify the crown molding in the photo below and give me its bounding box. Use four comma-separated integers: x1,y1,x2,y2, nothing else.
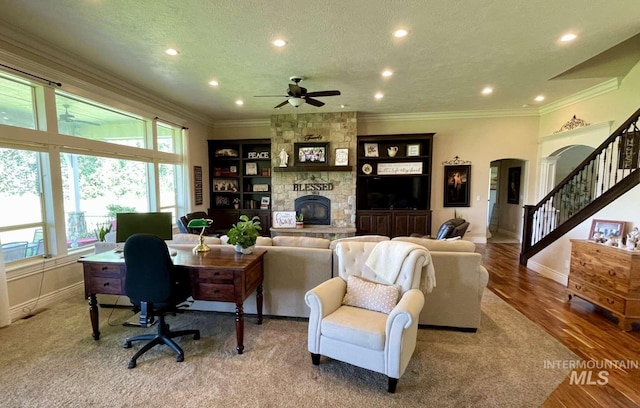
538,78,620,115
359,109,539,123
212,118,271,129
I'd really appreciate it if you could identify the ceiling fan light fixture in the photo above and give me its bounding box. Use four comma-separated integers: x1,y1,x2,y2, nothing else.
273,39,287,47
288,97,304,107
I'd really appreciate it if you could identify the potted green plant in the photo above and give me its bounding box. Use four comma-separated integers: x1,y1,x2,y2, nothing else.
296,213,304,229
94,222,112,242
227,215,262,254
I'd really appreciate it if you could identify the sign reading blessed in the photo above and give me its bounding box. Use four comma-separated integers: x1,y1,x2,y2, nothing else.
247,151,270,159
377,162,423,175
293,183,333,191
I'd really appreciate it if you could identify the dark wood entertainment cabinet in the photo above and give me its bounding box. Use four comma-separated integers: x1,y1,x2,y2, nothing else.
356,133,434,237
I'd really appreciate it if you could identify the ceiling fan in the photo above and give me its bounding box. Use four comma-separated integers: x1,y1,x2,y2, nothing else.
255,76,341,109
58,104,100,126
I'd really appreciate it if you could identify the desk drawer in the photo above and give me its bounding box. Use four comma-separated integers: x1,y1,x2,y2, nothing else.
197,283,236,301
87,277,123,295
84,263,123,275
197,269,235,282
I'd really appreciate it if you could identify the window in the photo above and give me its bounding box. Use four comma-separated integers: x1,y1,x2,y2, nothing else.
60,153,149,248
0,148,46,261
56,93,146,148
0,74,36,129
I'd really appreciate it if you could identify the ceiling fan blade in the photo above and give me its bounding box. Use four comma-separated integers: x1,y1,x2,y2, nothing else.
304,97,325,107
289,83,302,96
305,90,341,97
75,119,101,126
254,95,289,97
274,100,289,109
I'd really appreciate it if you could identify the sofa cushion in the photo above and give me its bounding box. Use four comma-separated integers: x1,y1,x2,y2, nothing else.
321,305,387,350
272,236,330,249
342,275,400,314
392,236,475,252
329,235,390,250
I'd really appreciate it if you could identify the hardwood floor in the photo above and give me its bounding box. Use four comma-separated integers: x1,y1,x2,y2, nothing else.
478,242,640,408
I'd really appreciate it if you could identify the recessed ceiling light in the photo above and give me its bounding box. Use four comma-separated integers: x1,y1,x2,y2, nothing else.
482,87,493,95
208,80,219,87
165,48,179,56
235,100,244,106
374,92,384,100
522,104,529,108
340,104,347,108
273,39,287,47
382,70,393,77
393,29,408,38
560,33,577,42
534,95,545,102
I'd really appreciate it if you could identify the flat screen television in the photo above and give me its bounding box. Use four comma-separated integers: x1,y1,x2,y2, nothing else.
115,212,173,243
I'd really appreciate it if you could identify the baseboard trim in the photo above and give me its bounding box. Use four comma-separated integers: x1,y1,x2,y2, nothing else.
10,282,84,322
527,260,568,286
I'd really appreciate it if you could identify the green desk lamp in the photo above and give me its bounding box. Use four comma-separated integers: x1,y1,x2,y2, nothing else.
187,218,213,253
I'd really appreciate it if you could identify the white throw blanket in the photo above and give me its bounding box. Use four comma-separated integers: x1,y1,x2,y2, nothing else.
364,241,436,293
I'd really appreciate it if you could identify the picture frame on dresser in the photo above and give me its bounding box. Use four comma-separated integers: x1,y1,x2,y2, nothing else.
589,219,625,241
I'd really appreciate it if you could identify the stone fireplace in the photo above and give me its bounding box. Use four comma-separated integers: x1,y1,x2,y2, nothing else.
295,195,331,225
270,112,357,230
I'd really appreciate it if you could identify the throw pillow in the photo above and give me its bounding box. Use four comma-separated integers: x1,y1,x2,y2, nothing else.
342,275,400,314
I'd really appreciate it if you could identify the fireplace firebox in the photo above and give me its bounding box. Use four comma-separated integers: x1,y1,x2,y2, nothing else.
294,195,331,225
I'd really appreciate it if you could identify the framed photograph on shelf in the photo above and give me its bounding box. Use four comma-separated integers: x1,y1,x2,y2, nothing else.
294,142,328,165
214,148,238,157
364,143,379,157
260,196,270,209
407,144,420,157
213,179,238,192
589,219,625,241
272,211,296,228
229,165,237,174
335,148,349,166
245,162,258,175
443,164,471,207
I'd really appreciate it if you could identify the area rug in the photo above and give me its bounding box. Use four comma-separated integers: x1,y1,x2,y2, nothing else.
0,290,575,407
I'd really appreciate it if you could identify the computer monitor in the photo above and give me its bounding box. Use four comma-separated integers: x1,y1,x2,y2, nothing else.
115,212,173,243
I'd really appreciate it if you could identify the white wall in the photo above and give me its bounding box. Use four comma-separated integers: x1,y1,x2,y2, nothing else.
529,61,640,283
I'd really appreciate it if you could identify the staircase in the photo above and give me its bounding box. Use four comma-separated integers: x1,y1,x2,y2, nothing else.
520,107,640,265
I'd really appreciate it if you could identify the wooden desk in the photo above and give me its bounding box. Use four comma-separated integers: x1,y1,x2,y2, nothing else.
78,246,266,354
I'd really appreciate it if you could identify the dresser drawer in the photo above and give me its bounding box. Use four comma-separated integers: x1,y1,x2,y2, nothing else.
569,261,628,294
568,278,625,314
87,277,123,295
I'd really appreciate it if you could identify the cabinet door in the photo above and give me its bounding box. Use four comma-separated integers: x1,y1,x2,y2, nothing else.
393,211,431,237
357,211,392,236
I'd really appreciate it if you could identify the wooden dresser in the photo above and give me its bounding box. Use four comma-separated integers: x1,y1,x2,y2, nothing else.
568,239,640,330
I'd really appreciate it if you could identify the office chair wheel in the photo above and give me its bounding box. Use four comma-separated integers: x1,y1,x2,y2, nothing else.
128,359,136,369
176,355,184,363
123,341,132,349
194,333,200,340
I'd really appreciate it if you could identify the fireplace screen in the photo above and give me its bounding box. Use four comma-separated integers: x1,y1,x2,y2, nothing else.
294,195,331,225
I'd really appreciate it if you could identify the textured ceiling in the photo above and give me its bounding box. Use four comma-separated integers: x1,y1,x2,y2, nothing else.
0,0,639,122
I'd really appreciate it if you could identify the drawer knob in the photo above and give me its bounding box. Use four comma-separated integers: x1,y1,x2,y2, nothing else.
214,289,220,293
103,282,110,287
574,284,582,290
606,298,615,305
214,272,220,276
101,266,108,271
608,270,616,277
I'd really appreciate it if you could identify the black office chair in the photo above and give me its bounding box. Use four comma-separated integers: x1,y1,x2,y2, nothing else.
122,233,200,369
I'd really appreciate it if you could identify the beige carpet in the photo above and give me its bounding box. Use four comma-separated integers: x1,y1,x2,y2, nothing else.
0,291,575,407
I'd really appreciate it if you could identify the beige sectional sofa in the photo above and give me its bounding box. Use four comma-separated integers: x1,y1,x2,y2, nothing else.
392,237,489,331
100,233,488,329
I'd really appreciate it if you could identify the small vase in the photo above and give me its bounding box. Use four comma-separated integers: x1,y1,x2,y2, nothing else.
234,244,254,254
296,222,304,229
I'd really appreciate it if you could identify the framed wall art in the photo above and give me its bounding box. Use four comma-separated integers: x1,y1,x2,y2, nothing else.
272,211,297,228
213,179,238,192
335,148,349,166
507,167,521,204
364,143,379,157
294,142,328,165
443,164,471,207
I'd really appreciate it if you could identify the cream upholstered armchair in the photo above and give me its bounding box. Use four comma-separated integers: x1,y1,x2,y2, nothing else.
305,241,432,393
